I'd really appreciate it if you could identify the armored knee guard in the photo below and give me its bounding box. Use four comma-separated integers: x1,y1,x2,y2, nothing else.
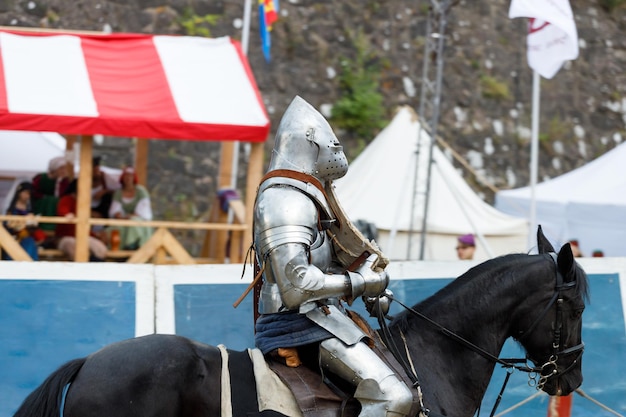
319,338,413,417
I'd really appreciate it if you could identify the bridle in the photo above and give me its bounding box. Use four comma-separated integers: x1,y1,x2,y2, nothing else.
375,252,584,416
517,252,585,390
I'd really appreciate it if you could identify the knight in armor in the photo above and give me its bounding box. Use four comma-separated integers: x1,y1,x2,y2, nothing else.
253,96,414,417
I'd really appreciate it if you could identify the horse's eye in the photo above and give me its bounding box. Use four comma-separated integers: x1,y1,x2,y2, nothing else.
571,309,583,319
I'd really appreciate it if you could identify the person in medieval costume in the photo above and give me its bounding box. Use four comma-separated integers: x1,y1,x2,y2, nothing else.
253,96,414,417
31,156,71,231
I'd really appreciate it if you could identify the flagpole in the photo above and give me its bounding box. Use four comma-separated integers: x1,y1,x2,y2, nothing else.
241,0,252,55
222,0,253,251
229,0,253,194
529,69,540,249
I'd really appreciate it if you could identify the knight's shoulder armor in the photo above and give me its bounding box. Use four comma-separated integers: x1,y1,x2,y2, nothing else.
254,185,319,257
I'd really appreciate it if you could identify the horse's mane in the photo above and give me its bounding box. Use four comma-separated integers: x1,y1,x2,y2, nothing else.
389,251,589,333
411,253,529,309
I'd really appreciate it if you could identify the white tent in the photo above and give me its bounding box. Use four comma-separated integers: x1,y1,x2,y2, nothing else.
0,130,66,178
495,141,626,257
0,131,66,213
334,106,529,261
0,131,121,213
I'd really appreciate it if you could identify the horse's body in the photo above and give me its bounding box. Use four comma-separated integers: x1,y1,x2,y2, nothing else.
13,228,588,417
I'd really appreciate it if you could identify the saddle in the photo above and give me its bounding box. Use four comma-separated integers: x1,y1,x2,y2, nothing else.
265,310,421,417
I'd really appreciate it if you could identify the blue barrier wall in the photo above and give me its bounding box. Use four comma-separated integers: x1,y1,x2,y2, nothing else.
0,279,136,414
0,263,154,417
1,259,624,417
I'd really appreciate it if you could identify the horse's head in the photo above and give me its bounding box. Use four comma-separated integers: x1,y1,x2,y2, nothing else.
516,226,588,396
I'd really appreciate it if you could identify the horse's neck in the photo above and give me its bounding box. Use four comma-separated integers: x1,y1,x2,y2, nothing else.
400,266,535,416
425,271,524,345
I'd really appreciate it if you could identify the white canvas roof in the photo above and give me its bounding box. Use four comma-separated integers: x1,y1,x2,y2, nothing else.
495,141,626,257
0,130,65,178
0,131,122,213
334,106,528,261
0,130,65,213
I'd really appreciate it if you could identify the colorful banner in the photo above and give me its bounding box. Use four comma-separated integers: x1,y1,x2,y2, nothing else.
259,0,279,62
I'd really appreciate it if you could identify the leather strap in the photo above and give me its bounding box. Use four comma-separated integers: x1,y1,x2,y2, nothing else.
260,169,340,223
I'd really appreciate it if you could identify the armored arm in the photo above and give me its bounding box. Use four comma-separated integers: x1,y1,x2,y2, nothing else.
346,253,389,297
266,242,353,310
255,187,387,311
266,245,388,310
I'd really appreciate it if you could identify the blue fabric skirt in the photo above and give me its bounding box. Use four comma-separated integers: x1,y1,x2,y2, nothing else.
255,310,333,354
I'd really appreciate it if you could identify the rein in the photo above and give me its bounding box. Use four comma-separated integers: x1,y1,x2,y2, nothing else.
374,252,584,417
383,297,536,373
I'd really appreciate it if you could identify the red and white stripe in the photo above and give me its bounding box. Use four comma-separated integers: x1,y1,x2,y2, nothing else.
0,30,270,142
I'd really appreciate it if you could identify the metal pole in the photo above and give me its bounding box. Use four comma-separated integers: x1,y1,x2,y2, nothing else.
231,0,253,191
418,1,449,260
407,9,433,260
222,0,254,263
529,70,540,250
241,0,252,55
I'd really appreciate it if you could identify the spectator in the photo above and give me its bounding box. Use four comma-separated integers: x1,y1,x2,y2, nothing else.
32,156,71,230
456,233,476,260
90,156,118,244
108,167,153,250
2,181,45,260
56,179,108,261
91,156,116,219
568,239,583,257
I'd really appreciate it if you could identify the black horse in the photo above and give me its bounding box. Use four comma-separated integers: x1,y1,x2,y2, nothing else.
13,227,588,417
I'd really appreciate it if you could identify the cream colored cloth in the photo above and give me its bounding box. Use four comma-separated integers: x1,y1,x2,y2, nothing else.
248,348,303,417
217,345,302,417
58,236,107,259
217,345,232,417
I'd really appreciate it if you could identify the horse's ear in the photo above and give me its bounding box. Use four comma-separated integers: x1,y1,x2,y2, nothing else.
557,243,576,282
537,225,555,254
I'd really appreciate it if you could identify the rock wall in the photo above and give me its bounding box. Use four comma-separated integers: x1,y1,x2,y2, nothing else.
1,0,624,253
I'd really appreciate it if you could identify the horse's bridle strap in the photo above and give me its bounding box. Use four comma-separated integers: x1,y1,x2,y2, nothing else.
389,252,583,375
389,297,534,372
517,290,560,342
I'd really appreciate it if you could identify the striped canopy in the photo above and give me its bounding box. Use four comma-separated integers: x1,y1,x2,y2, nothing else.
0,29,270,142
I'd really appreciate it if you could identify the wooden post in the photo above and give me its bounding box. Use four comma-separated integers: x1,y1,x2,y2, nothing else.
244,142,264,252
65,135,77,179
208,142,236,262
0,225,32,261
75,135,93,262
134,138,149,186
126,227,195,264
219,142,235,188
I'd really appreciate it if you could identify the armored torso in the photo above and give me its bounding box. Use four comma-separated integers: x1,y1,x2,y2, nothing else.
254,178,337,314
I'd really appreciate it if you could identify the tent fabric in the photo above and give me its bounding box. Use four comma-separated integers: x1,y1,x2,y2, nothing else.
0,130,65,178
0,30,270,142
0,130,65,213
334,106,528,261
495,141,626,257
0,130,124,213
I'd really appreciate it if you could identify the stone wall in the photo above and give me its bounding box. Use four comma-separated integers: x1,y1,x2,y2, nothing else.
1,0,624,254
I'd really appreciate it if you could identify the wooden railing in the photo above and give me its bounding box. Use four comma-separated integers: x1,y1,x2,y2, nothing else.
0,135,264,264
0,200,248,264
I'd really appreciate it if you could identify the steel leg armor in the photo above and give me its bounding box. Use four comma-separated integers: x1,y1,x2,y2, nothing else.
320,338,413,417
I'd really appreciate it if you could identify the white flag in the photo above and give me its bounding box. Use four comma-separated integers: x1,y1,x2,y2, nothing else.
509,0,579,79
